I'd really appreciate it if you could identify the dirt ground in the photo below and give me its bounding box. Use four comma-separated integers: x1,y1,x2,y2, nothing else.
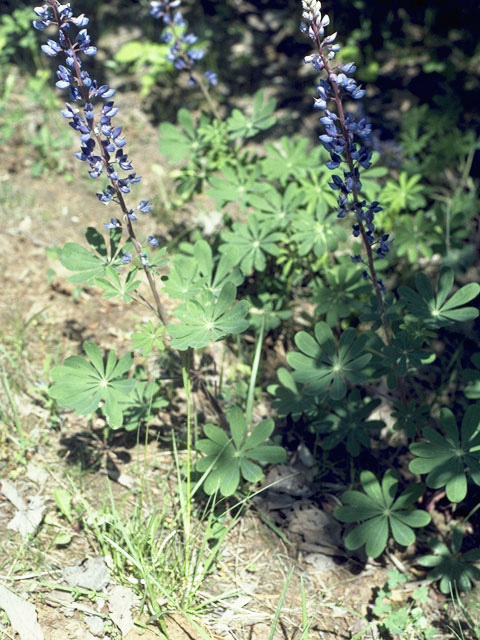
0,92,474,640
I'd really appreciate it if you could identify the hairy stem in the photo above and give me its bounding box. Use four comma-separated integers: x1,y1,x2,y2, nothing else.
50,0,168,326
312,24,391,345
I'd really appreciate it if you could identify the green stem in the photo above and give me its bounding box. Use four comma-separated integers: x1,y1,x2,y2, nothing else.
180,349,193,549
245,314,266,429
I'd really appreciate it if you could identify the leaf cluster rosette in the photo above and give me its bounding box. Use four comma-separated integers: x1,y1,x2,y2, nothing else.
334,470,431,558
418,528,480,594
195,406,286,497
313,389,384,456
49,341,135,428
409,405,480,502
399,267,480,328
287,322,372,400
167,281,249,350
219,214,283,275
267,367,321,422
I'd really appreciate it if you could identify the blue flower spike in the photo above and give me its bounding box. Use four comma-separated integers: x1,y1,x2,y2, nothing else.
33,0,163,306
150,0,217,88
301,0,390,302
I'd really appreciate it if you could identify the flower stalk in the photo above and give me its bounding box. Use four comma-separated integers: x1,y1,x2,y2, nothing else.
34,0,168,325
301,0,392,344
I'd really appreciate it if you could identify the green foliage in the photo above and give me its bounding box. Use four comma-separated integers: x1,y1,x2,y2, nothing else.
381,172,426,215
381,332,432,384
334,470,431,558
248,183,305,229
59,227,129,284
219,214,283,275
196,406,286,496
312,262,370,326
392,401,430,439
49,341,135,429
463,353,480,400
167,282,249,350
160,107,200,163
267,367,320,422
261,136,320,184
0,7,40,69
312,390,384,456
391,211,436,263
118,380,168,432
287,322,373,400
206,164,268,208
418,528,480,594
399,267,480,328
111,40,171,97
409,405,480,503
130,321,166,356
290,202,345,259
95,265,142,303
372,570,435,638
225,90,277,139
25,6,480,611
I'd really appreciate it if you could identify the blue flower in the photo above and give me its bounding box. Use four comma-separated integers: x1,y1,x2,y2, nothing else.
146,235,160,247
150,0,214,89
104,218,121,230
204,69,218,85
301,0,391,275
35,1,155,270
138,200,152,214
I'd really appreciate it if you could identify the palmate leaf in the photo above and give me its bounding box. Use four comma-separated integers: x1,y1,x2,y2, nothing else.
381,171,426,214
313,389,384,456
196,406,286,497
163,239,244,302
162,253,204,301
418,528,480,594
267,367,321,421
393,211,435,263
248,183,305,229
312,262,370,326
59,227,127,284
399,267,480,328
335,470,430,558
409,404,480,502
192,239,244,295
95,265,141,303
220,213,284,275
117,380,168,432
130,321,165,355
49,341,135,428
167,282,249,350
261,136,322,185
226,90,277,139
291,201,346,258
287,322,372,400
159,107,199,162
298,169,338,213
206,164,268,208
463,353,480,400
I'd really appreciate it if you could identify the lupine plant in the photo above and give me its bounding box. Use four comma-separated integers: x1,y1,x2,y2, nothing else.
32,0,480,608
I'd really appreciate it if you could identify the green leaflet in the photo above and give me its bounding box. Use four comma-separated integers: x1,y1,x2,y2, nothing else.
287,322,372,400
196,406,286,497
49,341,135,428
335,470,430,558
409,404,480,502
418,528,480,594
399,266,480,328
167,281,249,350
